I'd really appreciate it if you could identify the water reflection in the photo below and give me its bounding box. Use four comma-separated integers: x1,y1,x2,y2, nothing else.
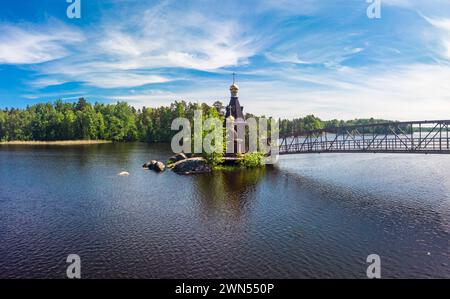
192,168,268,219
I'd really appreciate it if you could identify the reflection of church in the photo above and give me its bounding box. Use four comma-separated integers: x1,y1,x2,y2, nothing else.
224,77,246,155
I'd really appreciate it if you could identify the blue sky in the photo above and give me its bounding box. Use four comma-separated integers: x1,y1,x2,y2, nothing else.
1,0,450,120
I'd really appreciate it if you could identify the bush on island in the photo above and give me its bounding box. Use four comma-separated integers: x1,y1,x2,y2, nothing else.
239,152,265,168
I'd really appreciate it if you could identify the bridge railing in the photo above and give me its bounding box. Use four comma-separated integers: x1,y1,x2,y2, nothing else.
279,120,450,154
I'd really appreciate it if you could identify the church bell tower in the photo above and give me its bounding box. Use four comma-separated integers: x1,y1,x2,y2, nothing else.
225,73,246,154
225,73,244,120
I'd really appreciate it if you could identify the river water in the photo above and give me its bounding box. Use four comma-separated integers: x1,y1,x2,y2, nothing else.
0,143,448,278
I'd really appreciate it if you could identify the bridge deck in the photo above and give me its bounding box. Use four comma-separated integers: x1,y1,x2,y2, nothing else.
279,120,450,155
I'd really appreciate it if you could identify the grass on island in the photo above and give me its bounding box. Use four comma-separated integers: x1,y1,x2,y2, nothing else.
0,140,112,145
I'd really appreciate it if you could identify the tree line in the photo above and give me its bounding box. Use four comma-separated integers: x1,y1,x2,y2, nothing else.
0,98,228,142
279,115,400,136
0,98,395,142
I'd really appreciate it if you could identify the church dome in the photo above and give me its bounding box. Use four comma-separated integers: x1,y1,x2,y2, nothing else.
230,83,239,97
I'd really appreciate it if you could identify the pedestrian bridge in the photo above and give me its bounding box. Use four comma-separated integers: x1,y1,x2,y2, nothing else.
279,120,450,155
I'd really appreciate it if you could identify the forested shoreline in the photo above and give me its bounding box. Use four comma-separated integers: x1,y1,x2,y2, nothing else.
0,98,394,142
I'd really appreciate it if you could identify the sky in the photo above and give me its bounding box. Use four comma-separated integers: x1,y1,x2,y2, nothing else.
0,0,450,120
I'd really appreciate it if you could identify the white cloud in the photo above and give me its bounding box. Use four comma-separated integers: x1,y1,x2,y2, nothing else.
254,64,450,120
82,73,170,89
423,16,450,60
23,91,86,100
29,3,259,89
265,52,310,64
98,8,258,70
28,77,68,88
98,31,143,57
427,18,450,31
110,64,450,121
0,22,83,64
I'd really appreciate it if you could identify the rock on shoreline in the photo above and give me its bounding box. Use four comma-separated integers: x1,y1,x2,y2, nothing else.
168,153,188,164
143,160,165,172
171,158,211,175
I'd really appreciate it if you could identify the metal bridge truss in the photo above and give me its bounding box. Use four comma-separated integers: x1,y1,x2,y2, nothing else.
279,120,450,155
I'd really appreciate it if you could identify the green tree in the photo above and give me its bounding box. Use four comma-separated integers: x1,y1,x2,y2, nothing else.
0,110,7,141
202,106,224,166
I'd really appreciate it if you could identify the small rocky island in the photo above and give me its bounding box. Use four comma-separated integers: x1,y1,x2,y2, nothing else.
143,150,266,175
143,153,212,175
143,80,266,175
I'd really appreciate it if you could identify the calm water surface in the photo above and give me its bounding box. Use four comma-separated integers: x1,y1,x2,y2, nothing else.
0,143,449,278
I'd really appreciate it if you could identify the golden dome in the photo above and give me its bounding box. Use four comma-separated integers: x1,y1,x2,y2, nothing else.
230,83,239,96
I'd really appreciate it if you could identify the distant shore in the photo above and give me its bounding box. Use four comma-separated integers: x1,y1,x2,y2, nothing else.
0,140,112,145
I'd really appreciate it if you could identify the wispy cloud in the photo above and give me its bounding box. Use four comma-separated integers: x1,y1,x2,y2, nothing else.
26,2,261,90
28,77,68,88
82,73,171,89
423,16,450,60
110,63,450,120
0,21,83,64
